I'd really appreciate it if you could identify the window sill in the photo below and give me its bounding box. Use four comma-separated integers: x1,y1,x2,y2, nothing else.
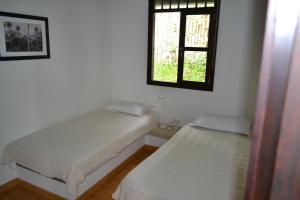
147,80,214,91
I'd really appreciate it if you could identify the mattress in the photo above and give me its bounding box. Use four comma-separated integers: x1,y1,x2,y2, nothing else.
113,125,250,200
1,109,158,196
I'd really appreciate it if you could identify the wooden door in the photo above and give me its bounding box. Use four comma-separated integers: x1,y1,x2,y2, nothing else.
245,0,300,199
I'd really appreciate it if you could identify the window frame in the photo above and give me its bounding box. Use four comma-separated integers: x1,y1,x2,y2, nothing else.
147,0,221,91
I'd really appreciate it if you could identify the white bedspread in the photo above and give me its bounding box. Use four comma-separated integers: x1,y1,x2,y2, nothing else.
1,109,157,196
113,125,250,200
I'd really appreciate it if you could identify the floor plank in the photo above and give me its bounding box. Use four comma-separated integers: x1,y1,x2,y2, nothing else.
0,147,155,200
0,185,46,200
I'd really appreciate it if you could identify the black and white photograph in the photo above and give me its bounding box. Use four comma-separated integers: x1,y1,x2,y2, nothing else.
4,21,43,52
0,12,50,61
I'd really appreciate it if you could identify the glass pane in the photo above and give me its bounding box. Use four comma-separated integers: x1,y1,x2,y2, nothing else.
183,51,207,82
185,15,210,47
155,0,162,9
153,12,180,83
171,0,179,9
179,0,187,8
188,0,197,8
163,0,171,9
206,0,215,7
197,0,206,7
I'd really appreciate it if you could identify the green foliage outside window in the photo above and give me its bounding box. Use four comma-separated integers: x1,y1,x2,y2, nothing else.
153,53,206,83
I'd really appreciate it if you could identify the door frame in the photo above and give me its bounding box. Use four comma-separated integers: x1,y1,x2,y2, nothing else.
245,0,300,199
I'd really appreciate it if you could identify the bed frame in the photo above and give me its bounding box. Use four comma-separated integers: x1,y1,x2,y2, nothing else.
16,134,167,199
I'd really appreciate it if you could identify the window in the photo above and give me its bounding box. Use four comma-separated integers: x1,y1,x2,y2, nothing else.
147,0,220,91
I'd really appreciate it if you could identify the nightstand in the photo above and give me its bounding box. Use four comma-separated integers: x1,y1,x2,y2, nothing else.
149,124,181,140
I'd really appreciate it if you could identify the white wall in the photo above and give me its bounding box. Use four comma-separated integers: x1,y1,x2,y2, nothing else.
0,0,266,186
0,0,111,185
110,0,266,125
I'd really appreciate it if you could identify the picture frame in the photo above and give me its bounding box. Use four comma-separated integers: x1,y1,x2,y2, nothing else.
0,11,50,61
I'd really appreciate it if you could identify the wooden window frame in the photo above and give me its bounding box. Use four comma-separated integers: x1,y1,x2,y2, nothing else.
147,0,221,91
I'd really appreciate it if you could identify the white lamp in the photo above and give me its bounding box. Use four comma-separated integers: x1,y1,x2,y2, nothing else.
159,96,168,129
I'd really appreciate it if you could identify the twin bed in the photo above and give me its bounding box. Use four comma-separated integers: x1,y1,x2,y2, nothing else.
1,102,251,200
113,125,250,200
2,108,158,198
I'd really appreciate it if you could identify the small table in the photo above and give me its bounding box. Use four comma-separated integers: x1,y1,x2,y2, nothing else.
149,124,181,140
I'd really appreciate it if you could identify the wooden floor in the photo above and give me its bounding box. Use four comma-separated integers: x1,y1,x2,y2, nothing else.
0,147,156,200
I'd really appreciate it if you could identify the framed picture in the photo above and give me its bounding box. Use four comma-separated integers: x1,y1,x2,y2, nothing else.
0,11,50,61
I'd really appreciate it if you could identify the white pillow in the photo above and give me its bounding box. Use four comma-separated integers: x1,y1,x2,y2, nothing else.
104,101,154,117
190,114,251,135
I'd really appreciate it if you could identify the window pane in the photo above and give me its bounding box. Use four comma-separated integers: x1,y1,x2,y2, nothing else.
163,0,171,9
206,0,215,7
153,12,180,83
171,0,179,9
155,0,162,9
197,0,206,7
185,15,210,48
179,0,187,8
183,51,207,82
188,0,197,8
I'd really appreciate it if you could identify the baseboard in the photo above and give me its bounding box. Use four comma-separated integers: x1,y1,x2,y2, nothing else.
145,134,168,147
